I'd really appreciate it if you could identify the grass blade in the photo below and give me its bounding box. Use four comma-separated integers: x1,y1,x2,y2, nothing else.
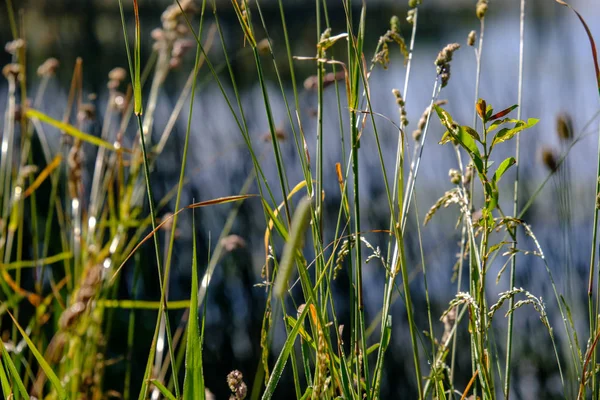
183,209,205,399
7,311,67,399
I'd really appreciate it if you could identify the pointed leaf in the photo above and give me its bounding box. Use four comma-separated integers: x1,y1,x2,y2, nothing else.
433,104,455,130
492,118,539,146
489,104,518,121
493,157,516,183
488,118,521,133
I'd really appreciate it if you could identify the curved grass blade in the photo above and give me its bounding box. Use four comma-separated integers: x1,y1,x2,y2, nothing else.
149,379,177,400
555,0,600,95
7,311,67,399
25,109,129,152
110,194,257,282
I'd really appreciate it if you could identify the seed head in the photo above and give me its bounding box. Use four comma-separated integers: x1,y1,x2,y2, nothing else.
467,30,477,47
2,63,22,81
476,0,488,19
412,99,448,141
434,43,460,87
407,9,416,24
449,169,461,185
257,38,271,56
556,112,573,141
541,147,558,172
109,67,127,82
227,370,247,400
37,58,60,77
5,39,25,55
392,89,408,127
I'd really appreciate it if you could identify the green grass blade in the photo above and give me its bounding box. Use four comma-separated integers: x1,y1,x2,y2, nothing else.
183,209,205,400
0,340,28,399
149,379,177,400
261,300,311,400
8,312,67,399
25,109,126,152
274,196,312,298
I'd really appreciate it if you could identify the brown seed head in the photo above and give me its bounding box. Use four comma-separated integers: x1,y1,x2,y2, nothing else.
541,147,558,172
556,112,573,141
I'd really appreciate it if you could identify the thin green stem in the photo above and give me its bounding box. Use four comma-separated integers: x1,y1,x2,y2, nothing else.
505,1,525,398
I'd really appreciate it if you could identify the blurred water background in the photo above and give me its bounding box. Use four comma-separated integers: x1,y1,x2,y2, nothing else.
1,0,600,398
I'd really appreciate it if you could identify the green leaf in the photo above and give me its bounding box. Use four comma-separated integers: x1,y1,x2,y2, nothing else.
485,180,499,210
493,157,516,183
492,118,539,146
456,126,481,157
487,118,521,133
485,104,494,121
183,210,205,400
439,130,454,145
433,104,455,130
463,125,481,142
7,312,67,400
